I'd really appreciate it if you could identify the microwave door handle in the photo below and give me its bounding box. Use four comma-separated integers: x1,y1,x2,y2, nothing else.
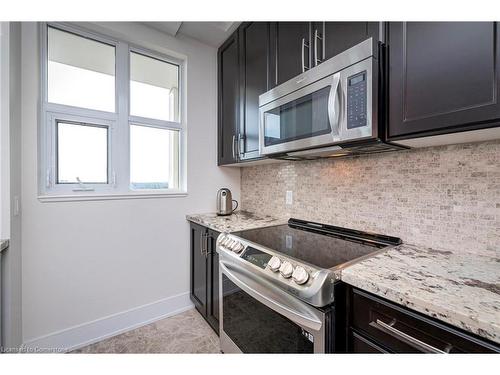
220,261,323,332
328,72,341,133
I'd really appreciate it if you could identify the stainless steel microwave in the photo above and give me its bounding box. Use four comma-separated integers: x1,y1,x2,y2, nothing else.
258,38,405,160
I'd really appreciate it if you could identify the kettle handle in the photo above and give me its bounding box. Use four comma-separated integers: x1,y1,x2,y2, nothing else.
232,200,238,213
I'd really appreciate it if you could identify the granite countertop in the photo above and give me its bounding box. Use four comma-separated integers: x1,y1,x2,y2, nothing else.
341,243,500,344
186,211,287,233
0,239,9,253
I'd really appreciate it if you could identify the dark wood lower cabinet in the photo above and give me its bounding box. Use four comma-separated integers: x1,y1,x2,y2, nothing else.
347,287,500,353
189,223,220,334
349,330,388,353
205,231,220,330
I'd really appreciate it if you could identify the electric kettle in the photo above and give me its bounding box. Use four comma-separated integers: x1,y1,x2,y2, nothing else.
216,188,238,216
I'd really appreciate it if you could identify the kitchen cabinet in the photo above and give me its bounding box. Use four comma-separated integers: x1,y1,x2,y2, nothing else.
189,223,220,333
238,22,271,161
347,287,500,353
269,22,311,87
269,22,381,87
218,21,384,165
388,22,500,141
312,22,380,65
217,30,240,165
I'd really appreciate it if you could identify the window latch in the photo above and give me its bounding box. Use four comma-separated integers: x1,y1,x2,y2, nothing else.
46,169,52,188
72,177,94,192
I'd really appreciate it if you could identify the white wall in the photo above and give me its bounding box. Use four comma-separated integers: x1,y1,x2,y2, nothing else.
20,22,240,350
1,22,23,350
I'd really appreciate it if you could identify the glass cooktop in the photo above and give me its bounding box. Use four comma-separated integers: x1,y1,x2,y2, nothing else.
233,219,401,270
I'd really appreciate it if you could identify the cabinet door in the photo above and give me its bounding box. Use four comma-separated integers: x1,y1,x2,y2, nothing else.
190,223,207,316
270,22,311,87
217,31,240,165
206,230,220,333
239,22,270,160
311,22,380,66
388,22,500,139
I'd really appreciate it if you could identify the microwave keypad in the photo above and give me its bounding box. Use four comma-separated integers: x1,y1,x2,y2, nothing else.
347,72,367,129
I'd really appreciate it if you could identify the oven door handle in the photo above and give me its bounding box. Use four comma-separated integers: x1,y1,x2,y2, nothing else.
328,72,341,135
220,261,323,332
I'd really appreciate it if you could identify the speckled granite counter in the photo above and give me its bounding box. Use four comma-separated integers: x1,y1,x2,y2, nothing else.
0,239,8,253
186,211,286,233
341,243,500,344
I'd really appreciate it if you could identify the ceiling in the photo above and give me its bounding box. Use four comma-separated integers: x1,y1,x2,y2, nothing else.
142,22,241,47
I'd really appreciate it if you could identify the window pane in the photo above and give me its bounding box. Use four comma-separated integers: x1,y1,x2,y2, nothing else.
57,122,108,184
130,52,179,122
48,27,115,112
130,125,179,190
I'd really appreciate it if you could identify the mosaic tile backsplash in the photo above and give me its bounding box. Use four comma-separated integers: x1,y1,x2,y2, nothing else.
241,140,500,258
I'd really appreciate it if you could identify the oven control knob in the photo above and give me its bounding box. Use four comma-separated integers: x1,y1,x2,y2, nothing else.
279,261,294,278
268,256,282,272
292,266,309,285
232,242,244,253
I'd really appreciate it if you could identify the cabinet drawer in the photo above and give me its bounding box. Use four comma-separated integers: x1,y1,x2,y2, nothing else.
350,288,499,353
350,330,388,353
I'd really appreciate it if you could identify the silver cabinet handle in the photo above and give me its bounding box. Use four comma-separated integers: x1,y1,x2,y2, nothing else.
327,72,341,134
204,233,210,256
231,135,236,160
369,319,448,353
314,29,323,66
199,232,205,256
200,232,209,257
301,38,310,72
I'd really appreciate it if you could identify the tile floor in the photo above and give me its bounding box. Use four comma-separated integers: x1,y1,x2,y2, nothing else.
72,309,221,354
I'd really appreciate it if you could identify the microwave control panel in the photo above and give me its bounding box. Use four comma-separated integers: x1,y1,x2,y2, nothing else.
347,71,367,129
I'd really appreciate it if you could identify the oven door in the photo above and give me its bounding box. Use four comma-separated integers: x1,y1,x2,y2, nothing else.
259,57,374,156
219,260,326,353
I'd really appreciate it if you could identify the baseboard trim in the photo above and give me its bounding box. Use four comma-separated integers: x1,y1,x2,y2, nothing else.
22,292,194,353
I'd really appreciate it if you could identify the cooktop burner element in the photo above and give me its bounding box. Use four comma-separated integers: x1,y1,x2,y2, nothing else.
217,218,401,307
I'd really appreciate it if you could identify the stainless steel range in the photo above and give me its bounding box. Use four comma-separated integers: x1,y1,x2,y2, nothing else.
218,218,401,353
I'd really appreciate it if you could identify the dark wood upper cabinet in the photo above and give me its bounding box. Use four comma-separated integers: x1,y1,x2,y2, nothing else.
217,31,239,165
388,22,500,139
217,22,387,165
270,22,311,87
315,22,380,63
239,22,270,160
269,22,381,87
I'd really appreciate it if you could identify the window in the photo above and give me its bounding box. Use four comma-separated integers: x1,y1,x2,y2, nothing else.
48,27,115,113
130,125,179,190
40,23,185,199
130,52,179,122
57,121,109,184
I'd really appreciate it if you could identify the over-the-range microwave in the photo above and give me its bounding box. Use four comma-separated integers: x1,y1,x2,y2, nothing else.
258,38,407,160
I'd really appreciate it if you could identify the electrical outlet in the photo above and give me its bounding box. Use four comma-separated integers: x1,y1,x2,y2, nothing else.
286,190,293,205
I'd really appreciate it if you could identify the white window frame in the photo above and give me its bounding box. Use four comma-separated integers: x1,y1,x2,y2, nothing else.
38,22,187,201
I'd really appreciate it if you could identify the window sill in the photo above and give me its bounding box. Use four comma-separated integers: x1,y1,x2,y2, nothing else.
38,191,188,203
